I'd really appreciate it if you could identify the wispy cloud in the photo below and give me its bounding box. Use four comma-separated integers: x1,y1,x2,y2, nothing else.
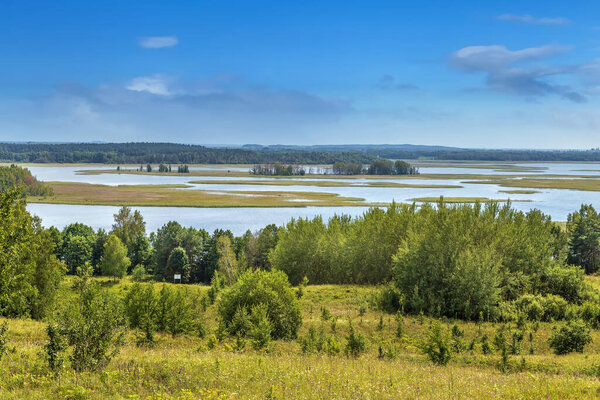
138,36,179,49
496,14,570,26
377,75,418,91
10,74,353,143
450,45,586,103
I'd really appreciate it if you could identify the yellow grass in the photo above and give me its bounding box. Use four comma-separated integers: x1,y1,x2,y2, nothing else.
2,282,600,398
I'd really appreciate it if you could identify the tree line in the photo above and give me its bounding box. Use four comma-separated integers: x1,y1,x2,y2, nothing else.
0,164,53,197
0,142,373,164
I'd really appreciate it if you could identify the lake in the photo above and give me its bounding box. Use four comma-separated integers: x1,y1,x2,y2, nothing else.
24,162,600,234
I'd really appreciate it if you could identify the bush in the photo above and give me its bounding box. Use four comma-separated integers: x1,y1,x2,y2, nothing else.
514,294,569,322
377,284,401,313
131,264,146,282
539,263,587,303
53,282,126,372
0,322,7,362
248,304,272,350
420,321,451,365
157,286,204,336
549,319,592,355
579,301,600,328
344,321,366,357
300,325,325,354
124,283,205,337
218,270,302,340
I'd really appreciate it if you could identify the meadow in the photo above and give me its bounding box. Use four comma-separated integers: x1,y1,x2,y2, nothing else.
2,279,600,399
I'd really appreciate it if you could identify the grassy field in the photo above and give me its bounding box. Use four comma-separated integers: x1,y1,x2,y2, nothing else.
2,279,600,399
27,182,372,208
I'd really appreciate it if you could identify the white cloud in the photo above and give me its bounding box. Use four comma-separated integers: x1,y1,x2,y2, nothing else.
497,14,570,26
138,36,178,49
126,75,172,95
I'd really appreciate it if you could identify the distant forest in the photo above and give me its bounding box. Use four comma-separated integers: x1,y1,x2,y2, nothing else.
1,142,599,163
0,143,373,164
248,144,600,162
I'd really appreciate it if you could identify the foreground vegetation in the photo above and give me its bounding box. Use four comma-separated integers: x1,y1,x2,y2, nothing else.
3,282,600,399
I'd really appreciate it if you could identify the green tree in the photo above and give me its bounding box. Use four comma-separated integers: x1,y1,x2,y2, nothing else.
166,247,190,283
131,233,151,268
100,235,130,280
217,235,239,285
0,189,65,319
568,204,600,274
91,229,109,270
112,206,146,257
62,234,93,274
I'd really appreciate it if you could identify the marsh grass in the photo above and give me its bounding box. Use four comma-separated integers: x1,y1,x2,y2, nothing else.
28,182,370,207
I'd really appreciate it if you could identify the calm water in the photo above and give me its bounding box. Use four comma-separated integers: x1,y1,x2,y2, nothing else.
24,163,600,232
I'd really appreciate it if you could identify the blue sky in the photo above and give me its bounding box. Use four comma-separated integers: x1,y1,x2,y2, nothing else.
2,0,600,148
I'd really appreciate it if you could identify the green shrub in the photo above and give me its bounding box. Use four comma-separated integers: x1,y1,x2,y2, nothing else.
549,319,592,355
207,334,219,349
131,264,146,282
493,326,510,372
300,325,324,354
45,323,66,373
539,263,587,302
451,324,465,353
321,306,332,321
579,301,600,328
324,335,342,356
378,284,401,313
228,306,252,337
396,312,404,338
420,321,451,365
344,321,366,357
248,304,272,350
481,334,491,355
218,270,302,340
514,294,569,322
157,286,204,336
515,294,544,321
0,322,7,362
53,282,125,372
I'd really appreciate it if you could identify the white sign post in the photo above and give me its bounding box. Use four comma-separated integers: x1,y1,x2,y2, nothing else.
174,274,181,284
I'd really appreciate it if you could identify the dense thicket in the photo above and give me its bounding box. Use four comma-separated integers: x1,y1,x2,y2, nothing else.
0,165,53,196
0,143,372,164
269,201,599,321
